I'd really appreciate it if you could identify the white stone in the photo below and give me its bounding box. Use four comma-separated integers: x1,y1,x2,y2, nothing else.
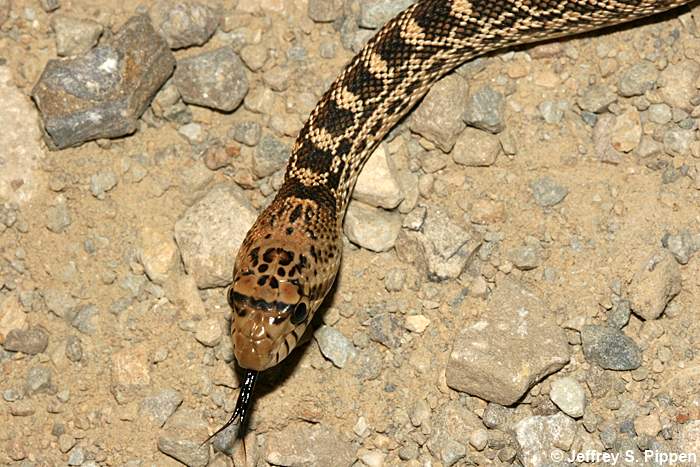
353,144,403,209
344,201,401,253
549,376,586,418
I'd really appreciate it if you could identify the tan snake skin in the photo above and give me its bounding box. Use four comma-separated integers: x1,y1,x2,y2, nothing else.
214,0,695,436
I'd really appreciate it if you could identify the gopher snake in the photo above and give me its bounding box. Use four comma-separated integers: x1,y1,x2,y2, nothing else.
212,0,694,437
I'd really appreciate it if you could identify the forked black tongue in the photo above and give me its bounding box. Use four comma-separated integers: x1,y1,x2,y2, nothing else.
203,369,259,445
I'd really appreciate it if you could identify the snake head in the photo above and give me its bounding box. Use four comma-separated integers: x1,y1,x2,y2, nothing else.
228,213,340,371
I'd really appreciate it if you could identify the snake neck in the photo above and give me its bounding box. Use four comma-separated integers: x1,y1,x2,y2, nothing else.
282,0,691,219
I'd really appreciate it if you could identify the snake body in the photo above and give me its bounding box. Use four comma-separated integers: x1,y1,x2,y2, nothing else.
216,0,694,435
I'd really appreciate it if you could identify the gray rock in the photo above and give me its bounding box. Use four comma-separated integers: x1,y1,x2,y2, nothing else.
608,299,631,329
4,326,49,355
509,244,541,271
446,278,570,405
43,288,78,318
177,122,206,145
409,74,467,152
253,134,288,178
46,201,71,233
628,249,681,320
314,325,355,368
140,389,183,427
398,208,481,281
530,176,568,207
384,267,406,292
265,422,355,466
241,43,269,71
344,201,401,252
26,366,53,394
67,446,85,466
617,61,659,97
647,103,672,124
581,325,642,370
173,47,248,112
174,184,257,288
452,127,500,167
51,15,103,56
662,230,695,265
514,413,577,467
151,83,191,124
65,336,83,362
538,100,568,124
33,16,175,149
367,314,403,349
402,205,426,231
549,376,586,418
482,403,514,429
308,0,344,23
71,304,99,335
463,85,505,133
358,0,416,29
89,171,118,199
157,437,209,467
230,121,261,147
424,209,472,260
578,84,617,113
663,128,694,157
150,1,219,49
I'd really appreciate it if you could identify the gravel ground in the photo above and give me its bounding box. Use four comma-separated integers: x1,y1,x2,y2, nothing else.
1,0,700,466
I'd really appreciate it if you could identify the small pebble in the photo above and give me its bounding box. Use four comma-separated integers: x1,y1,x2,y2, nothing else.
90,171,118,199
404,314,430,333
530,177,568,207
549,376,586,418
314,325,355,368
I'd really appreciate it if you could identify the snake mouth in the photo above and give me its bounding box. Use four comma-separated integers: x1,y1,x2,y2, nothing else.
233,331,279,371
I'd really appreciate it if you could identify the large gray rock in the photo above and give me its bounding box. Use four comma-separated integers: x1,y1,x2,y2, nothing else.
174,184,257,288
446,278,570,405
33,15,175,149
173,47,248,112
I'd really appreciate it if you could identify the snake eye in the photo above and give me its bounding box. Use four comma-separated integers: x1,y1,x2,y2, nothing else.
227,288,235,308
290,302,308,325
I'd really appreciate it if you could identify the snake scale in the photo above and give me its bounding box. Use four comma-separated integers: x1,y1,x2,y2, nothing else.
211,0,695,438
